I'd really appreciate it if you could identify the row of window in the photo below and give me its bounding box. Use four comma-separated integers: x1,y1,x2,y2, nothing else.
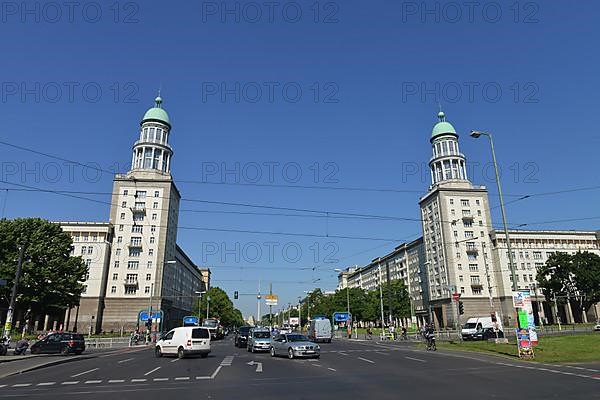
449,198,481,207
113,260,154,269
112,272,152,281
121,201,160,209
72,233,104,242
80,246,94,255
115,286,151,295
123,190,161,198
118,224,157,233
141,126,168,142
114,248,154,257
120,212,159,221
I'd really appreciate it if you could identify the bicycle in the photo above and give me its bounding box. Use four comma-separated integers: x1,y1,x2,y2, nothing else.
426,334,436,351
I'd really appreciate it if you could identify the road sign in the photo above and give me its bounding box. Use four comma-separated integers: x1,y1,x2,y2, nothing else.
333,312,350,322
139,311,162,322
452,292,461,301
183,316,199,326
265,295,278,306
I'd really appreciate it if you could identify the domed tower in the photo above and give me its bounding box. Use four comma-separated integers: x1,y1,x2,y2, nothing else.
131,95,173,174
429,111,468,185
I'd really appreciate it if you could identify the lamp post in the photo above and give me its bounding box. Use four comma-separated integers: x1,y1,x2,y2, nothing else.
195,291,206,325
335,268,352,336
378,266,385,329
303,290,313,320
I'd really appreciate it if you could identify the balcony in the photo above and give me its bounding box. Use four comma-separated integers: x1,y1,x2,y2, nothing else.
465,245,479,254
124,278,139,287
131,206,146,214
470,282,483,289
128,241,143,249
461,214,474,222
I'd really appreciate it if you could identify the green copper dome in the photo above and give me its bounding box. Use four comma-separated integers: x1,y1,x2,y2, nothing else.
142,96,170,127
431,111,457,139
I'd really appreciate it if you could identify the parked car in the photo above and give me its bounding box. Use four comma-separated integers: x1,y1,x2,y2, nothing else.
234,326,252,348
155,326,211,359
30,332,85,355
308,317,332,343
247,328,271,353
270,333,320,359
461,317,504,340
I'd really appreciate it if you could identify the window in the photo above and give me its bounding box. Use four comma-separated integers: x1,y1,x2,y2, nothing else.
457,264,462,270
456,252,461,259
479,220,483,226
476,200,480,206
128,261,139,270
153,202,158,209
151,225,156,233
461,199,469,207
125,274,137,283
92,234,97,242
121,201,127,208
533,251,542,260
116,248,121,256
154,191,159,197
125,287,137,295
472,287,482,295
465,231,474,238
451,209,456,216
468,254,477,261
152,213,157,221
459,275,463,282
87,246,93,255
149,249,154,256
145,286,150,294
454,231,458,237
470,276,480,284
135,190,147,199
521,263,526,270
82,272,89,281
150,237,155,244
147,261,153,269
527,263,532,270
81,247,86,255
464,221,473,228
462,209,471,217
124,190,128,196
477,210,482,216
111,286,116,294
460,287,465,294
523,274,528,282
469,264,478,272
119,225,124,232
133,214,144,222
83,234,89,242
146,274,151,281
131,237,142,246
85,259,92,267
120,213,125,220
112,273,118,280
449,199,454,205
117,236,123,244
114,261,120,268
132,225,143,233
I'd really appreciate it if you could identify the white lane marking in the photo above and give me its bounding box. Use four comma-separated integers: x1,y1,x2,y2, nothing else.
175,377,190,381
144,367,161,376
565,365,600,373
37,382,56,386
153,378,169,382
84,380,102,384
375,352,390,356
61,381,79,385
170,358,179,363
0,385,6,388
108,379,125,383
131,379,147,383
12,383,32,387
71,368,99,378
196,376,211,380
210,366,223,379
338,352,349,356
312,364,322,367
221,356,234,366
405,356,426,363
328,368,337,372
358,357,375,364
117,358,134,364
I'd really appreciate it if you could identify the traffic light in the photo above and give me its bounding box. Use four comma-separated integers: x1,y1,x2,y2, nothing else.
234,291,239,299
458,301,464,315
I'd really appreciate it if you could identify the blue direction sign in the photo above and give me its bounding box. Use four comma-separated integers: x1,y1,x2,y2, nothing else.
333,312,351,322
139,311,162,322
183,316,199,326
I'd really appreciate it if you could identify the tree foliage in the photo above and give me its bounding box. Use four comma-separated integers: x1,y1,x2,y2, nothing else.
537,251,600,317
0,218,87,316
194,287,244,327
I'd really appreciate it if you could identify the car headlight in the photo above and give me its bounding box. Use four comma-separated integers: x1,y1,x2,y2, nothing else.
316,345,320,350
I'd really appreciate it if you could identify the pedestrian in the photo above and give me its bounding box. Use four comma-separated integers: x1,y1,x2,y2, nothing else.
366,327,373,340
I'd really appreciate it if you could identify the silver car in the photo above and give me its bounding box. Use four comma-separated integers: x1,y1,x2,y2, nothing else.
270,333,320,359
247,328,271,353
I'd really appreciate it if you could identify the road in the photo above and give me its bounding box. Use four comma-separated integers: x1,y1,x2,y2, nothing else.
0,337,598,399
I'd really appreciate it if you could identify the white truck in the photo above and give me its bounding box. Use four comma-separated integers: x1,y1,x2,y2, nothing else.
461,316,504,340
308,318,332,343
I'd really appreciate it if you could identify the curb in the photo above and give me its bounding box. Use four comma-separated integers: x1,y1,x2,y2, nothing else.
0,355,95,378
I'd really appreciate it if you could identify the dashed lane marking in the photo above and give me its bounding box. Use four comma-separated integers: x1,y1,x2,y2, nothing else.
117,358,134,364
12,384,31,388
170,358,179,363
71,368,99,378
144,367,161,376
153,378,169,382
358,357,375,364
108,380,125,383
37,382,56,386
175,377,190,381
131,379,148,383
375,352,390,356
84,380,102,384
61,381,79,385
328,368,337,372
405,356,426,363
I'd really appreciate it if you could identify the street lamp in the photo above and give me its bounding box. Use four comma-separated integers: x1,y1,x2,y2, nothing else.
195,291,206,324
470,130,518,292
335,268,352,337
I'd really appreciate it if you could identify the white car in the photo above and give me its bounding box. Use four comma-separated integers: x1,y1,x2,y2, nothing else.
155,327,211,359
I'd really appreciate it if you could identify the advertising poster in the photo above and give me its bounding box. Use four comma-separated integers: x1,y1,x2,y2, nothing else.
516,328,534,359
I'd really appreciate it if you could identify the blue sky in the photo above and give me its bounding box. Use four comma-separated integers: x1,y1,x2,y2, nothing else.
1,0,599,318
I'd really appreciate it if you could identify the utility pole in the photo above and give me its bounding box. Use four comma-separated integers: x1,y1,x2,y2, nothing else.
269,283,273,330
298,297,302,333
378,266,385,329
257,280,261,325
385,262,393,326
3,245,25,339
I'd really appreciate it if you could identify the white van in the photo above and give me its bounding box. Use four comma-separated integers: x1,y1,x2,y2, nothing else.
308,318,332,343
155,326,211,359
461,316,504,340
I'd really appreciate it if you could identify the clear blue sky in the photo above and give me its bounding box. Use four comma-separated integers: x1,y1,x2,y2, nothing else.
1,0,599,318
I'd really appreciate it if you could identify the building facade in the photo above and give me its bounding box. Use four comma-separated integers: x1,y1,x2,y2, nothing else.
57,96,209,333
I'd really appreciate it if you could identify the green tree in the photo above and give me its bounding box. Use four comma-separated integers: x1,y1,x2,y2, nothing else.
0,218,87,321
194,287,244,327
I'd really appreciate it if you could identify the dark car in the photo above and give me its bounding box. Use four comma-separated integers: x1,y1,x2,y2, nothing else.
30,332,85,355
234,326,251,348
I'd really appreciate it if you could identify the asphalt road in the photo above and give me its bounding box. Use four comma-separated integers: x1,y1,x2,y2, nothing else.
0,337,598,399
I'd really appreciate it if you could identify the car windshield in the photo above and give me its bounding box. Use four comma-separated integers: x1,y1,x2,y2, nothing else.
286,335,309,342
192,328,210,339
202,320,219,328
463,323,477,329
254,331,270,339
